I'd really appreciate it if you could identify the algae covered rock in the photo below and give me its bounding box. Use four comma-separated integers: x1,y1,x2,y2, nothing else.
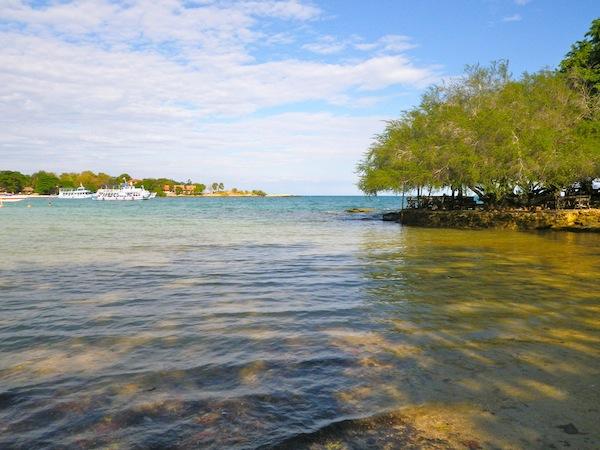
346,208,374,213
383,208,600,232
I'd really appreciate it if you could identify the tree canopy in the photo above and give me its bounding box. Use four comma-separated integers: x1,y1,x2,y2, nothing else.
0,171,30,193
560,18,600,94
358,19,600,206
31,171,60,195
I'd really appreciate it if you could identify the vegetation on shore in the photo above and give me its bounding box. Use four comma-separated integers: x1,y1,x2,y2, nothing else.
0,170,266,197
358,18,600,208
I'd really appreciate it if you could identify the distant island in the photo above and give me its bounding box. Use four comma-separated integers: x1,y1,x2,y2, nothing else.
358,18,600,231
0,170,268,197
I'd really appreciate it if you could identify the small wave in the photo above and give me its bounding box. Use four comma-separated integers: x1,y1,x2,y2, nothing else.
261,410,451,449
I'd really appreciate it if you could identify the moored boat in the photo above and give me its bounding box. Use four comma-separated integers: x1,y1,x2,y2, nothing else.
94,182,153,201
0,195,25,204
58,184,94,199
0,193,27,207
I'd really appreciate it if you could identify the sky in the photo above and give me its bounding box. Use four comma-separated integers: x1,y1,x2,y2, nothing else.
0,0,598,194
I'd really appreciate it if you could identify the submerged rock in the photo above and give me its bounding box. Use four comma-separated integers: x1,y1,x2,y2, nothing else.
557,423,582,435
346,208,374,213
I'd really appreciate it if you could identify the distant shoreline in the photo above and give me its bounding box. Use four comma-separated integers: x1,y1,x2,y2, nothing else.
166,193,296,198
2,193,296,199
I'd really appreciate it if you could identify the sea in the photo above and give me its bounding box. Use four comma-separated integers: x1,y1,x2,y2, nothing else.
1,197,599,449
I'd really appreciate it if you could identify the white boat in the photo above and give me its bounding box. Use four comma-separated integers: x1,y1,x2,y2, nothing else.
58,184,94,199
94,182,154,201
0,194,25,205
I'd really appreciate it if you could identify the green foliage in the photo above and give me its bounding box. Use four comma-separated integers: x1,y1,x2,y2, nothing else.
31,171,60,194
134,178,178,195
358,62,600,206
58,172,77,188
560,18,600,94
251,190,267,197
193,183,206,194
59,171,117,191
0,171,30,193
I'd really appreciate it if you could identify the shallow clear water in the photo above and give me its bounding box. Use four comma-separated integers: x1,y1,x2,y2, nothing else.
1,197,599,449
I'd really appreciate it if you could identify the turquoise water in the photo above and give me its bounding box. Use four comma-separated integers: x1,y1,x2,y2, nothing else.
1,197,599,448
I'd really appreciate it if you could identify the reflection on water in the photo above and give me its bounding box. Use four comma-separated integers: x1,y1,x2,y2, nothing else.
0,198,599,449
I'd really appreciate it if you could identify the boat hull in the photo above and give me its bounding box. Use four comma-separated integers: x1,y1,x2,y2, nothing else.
93,183,153,201
93,196,148,201
57,195,94,199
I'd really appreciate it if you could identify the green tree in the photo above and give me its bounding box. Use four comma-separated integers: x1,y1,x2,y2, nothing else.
97,172,116,187
560,18,600,94
31,171,59,194
0,171,29,193
76,171,101,190
358,62,600,207
218,182,224,192
211,182,219,193
58,172,77,188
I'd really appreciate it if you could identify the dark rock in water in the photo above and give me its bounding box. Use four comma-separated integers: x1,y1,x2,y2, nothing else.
556,423,581,435
382,211,401,221
346,208,374,213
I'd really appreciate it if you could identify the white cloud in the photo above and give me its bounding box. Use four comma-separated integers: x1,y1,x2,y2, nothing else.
303,33,417,56
355,34,416,53
0,0,440,193
502,14,522,22
302,35,346,54
240,0,321,20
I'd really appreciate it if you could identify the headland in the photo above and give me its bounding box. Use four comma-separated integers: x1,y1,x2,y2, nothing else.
383,208,600,232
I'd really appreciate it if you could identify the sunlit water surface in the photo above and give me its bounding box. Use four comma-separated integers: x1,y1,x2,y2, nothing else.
1,197,599,449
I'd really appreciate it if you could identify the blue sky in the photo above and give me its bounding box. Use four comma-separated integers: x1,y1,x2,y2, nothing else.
0,1,598,194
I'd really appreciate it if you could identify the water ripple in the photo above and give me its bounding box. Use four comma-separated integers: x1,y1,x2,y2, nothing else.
1,198,599,449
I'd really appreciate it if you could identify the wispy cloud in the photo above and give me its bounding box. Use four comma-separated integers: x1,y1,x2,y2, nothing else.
302,33,417,56
502,14,522,22
302,35,346,54
514,0,531,5
355,35,416,53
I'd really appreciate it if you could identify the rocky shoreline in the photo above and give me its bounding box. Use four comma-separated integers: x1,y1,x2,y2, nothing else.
382,208,600,232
